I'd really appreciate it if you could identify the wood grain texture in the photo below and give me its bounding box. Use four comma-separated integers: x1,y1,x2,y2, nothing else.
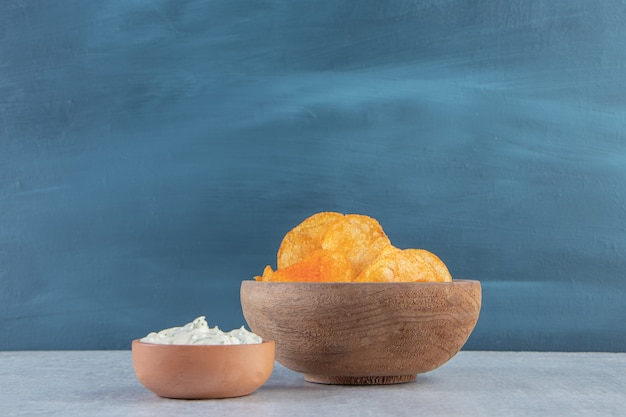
241,280,481,384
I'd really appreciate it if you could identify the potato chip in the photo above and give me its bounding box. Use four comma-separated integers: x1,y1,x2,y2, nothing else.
406,249,452,282
355,246,450,283
255,249,352,282
321,214,391,280
277,212,344,270
254,265,275,282
256,211,453,284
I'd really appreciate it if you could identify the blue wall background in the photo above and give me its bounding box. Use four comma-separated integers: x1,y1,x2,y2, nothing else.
1,0,625,351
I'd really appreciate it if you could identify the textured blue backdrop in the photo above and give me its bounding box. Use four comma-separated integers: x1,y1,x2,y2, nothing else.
1,0,625,351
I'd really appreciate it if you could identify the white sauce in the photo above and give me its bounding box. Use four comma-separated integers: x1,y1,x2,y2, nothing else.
140,316,262,345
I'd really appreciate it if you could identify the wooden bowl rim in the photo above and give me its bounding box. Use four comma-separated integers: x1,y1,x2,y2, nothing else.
241,279,480,286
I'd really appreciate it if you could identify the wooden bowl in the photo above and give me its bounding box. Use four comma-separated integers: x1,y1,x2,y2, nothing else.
131,340,275,399
240,280,480,385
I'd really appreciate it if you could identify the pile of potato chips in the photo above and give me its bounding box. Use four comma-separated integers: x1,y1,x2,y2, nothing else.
254,212,452,283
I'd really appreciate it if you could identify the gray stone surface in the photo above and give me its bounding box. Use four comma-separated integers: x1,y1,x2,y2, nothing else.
1,351,625,416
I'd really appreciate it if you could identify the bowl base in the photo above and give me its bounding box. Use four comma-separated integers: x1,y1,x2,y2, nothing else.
304,374,416,385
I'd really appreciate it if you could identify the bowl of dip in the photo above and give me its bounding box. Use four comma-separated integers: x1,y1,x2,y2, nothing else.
132,316,275,399
240,280,481,385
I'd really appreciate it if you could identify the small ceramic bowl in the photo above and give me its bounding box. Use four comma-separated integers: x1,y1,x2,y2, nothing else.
131,340,275,399
241,280,480,385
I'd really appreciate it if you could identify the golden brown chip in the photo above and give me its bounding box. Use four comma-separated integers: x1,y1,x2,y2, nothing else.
405,249,452,282
257,249,352,282
321,214,391,280
355,246,450,283
277,212,344,270
253,265,274,282
257,210,452,284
